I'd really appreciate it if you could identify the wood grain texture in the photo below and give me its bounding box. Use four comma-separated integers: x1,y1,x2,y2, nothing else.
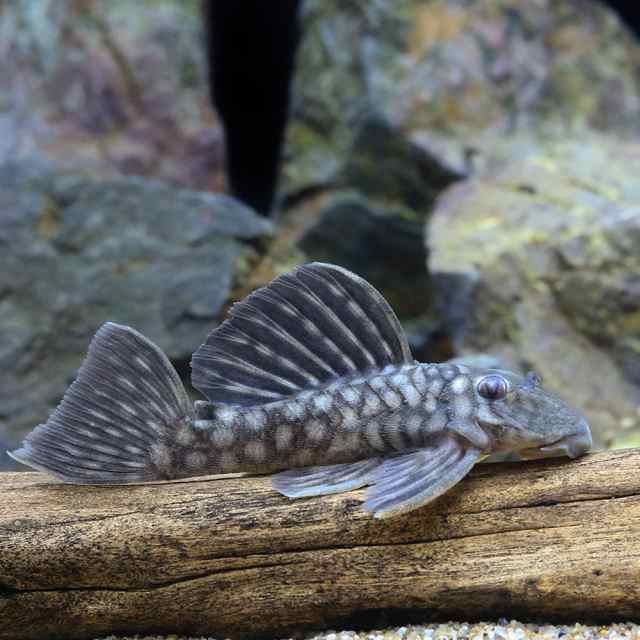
1,449,639,640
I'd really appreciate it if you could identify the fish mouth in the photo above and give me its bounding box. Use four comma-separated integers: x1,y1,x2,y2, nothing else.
519,419,593,460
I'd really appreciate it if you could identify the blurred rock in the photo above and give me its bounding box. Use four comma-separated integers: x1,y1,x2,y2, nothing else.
0,2,225,192
284,0,640,196
428,133,640,448
0,158,272,467
297,195,432,319
341,113,463,217
293,111,463,323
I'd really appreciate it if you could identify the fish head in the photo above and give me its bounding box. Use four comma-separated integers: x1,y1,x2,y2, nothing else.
470,368,592,459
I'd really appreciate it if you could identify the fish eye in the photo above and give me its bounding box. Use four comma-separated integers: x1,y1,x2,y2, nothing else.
476,375,509,400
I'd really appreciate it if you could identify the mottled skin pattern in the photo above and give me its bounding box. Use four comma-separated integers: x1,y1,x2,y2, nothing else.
148,362,591,480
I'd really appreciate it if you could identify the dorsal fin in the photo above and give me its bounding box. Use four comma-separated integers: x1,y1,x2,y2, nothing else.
191,262,413,406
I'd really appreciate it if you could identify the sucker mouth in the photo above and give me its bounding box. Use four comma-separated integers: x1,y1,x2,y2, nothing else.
519,420,593,460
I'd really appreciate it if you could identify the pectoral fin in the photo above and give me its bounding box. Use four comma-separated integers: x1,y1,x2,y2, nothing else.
363,436,481,519
272,458,382,498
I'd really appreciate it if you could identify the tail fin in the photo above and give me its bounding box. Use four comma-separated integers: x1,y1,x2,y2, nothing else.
8,323,193,484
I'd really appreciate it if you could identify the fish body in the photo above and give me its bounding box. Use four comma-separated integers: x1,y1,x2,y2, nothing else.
9,263,592,519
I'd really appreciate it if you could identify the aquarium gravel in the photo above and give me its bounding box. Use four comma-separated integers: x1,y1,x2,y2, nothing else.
102,619,640,640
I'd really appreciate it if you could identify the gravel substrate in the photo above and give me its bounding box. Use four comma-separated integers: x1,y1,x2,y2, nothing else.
101,619,640,640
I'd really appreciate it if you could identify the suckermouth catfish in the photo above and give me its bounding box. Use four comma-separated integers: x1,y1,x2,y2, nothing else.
8,263,592,518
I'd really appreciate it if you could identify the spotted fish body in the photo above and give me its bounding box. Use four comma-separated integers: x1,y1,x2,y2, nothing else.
9,263,592,519
164,362,472,474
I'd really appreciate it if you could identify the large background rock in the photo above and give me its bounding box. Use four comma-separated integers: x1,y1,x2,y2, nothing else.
284,0,640,196
428,134,640,449
0,159,271,468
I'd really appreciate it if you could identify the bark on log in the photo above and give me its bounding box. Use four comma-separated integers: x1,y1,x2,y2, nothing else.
1,448,639,640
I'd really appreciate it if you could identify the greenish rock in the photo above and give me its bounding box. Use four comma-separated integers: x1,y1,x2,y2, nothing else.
284,0,640,197
340,113,463,218
428,134,640,448
609,432,640,450
0,158,272,468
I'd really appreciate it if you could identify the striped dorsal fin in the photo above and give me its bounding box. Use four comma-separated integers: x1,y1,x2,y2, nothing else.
190,262,413,406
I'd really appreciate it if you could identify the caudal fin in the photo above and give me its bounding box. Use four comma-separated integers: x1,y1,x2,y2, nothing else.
8,323,193,484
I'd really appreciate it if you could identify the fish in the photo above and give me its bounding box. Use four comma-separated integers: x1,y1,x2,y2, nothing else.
8,262,593,519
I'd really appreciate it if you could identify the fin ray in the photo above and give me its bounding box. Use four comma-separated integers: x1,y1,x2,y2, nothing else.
191,263,413,406
363,437,481,519
271,458,382,498
8,323,192,484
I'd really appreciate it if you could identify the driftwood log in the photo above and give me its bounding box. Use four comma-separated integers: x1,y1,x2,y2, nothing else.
1,448,639,640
